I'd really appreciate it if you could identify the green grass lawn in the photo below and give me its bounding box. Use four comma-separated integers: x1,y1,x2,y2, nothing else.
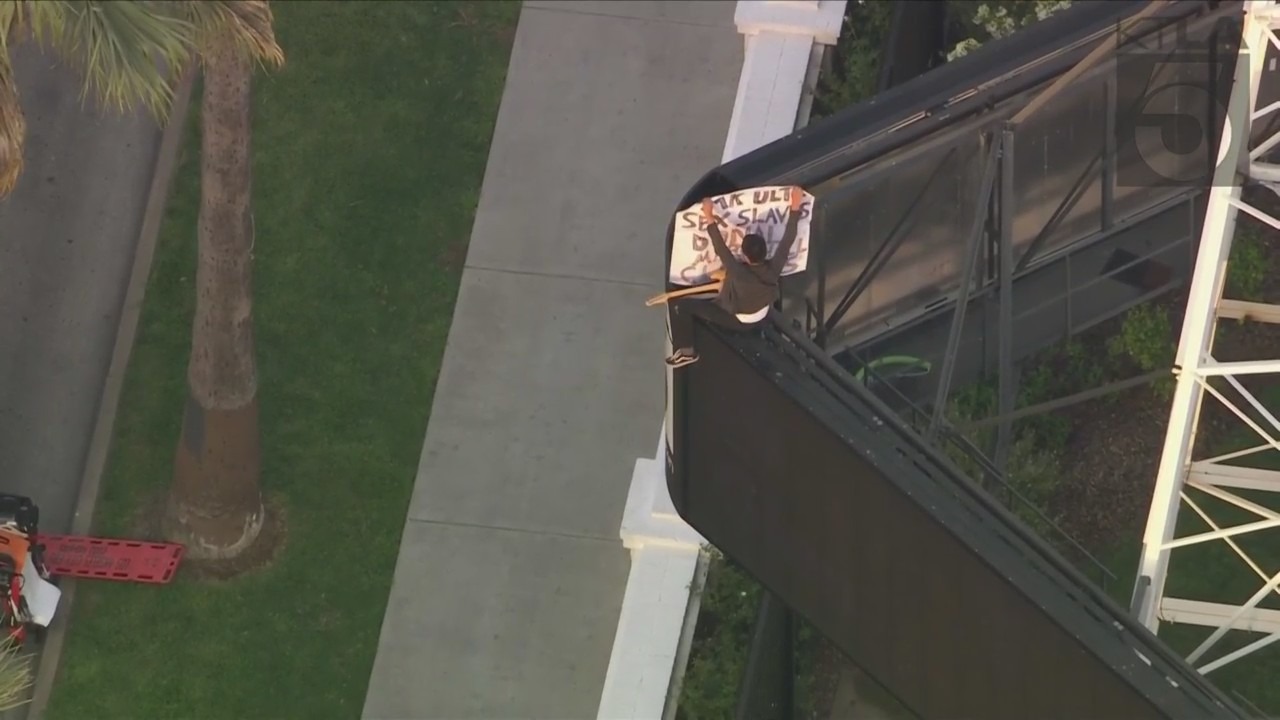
45,2,518,718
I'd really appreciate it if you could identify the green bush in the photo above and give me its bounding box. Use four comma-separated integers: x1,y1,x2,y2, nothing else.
952,380,997,421
678,550,827,719
812,0,895,118
947,1,1074,60
977,339,1089,453
1108,303,1174,372
1062,338,1106,390
1108,303,1175,399
943,379,1065,535
1004,431,1066,534
1019,339,1105,408
678,551,761,720
1227,222,1269,301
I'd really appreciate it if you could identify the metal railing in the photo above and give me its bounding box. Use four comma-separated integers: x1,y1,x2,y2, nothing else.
850,355,1118,591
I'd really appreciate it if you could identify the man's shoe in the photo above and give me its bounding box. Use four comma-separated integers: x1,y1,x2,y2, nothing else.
665,352,699,369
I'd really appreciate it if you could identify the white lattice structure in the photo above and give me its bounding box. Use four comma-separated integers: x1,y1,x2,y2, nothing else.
1135,0,1280,677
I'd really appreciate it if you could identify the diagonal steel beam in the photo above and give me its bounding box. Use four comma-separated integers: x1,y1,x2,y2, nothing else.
1011,0,1172,127
994,126,1017,473
1014,148,1103,274
823,147,958,335
928,137,999,442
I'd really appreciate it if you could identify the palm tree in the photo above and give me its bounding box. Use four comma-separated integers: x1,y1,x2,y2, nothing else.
0,637,31,711
165,1,283,560
0,1,284,560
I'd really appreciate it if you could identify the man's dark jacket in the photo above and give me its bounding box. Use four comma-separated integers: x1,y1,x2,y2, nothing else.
707,211,801,316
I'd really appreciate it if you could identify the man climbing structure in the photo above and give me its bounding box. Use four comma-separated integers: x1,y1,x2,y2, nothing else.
665,185,805,368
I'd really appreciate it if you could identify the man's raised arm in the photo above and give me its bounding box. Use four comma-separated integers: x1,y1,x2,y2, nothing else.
768,186,806,277
703,198,750,283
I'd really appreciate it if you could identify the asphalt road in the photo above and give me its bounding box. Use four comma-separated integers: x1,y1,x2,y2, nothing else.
0,41,161,720
0,43,161,537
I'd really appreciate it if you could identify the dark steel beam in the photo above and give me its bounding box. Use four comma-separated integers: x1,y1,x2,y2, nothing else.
1065,255,1075,334
1206,19,1221,189
1009,0,1171,127
1014,48,1172,275
822,148,957,335
963,370,1166,431
734,592,795,720
837,192,1195,375
995,126,1017,473
815,203,828,347
1014,148,1103,275
928,137,1000,442
1013,10,1195,275
1103,78,1117,230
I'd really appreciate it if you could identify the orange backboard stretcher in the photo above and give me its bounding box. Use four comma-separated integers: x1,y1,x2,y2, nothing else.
41,535,184,584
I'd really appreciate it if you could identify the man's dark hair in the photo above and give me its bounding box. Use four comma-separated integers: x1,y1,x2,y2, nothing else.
742,233,768,265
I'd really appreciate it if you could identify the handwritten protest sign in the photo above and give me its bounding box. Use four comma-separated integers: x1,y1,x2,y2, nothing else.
668,186,815,286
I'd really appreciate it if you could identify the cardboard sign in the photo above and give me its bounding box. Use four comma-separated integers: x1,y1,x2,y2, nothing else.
668,186,815,286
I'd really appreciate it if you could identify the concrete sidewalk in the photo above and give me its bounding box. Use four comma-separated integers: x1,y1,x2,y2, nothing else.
361,3,742,718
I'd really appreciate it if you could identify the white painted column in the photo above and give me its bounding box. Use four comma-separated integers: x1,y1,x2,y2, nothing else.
597,2,847,719
725,0,844,161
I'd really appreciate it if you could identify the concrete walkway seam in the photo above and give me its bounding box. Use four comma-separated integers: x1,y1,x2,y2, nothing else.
25,68,198,720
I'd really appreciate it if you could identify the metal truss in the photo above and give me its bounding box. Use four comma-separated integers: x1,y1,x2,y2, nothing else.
1135,0,1280,677
813,8,1216,475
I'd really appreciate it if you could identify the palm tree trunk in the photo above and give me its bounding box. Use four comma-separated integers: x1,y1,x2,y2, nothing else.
164,40,263,560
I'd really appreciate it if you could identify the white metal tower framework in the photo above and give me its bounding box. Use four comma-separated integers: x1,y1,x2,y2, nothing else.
1135,0,1280,677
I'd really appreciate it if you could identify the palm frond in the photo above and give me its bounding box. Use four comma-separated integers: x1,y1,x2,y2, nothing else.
0,2,28,45
0,0,30,198
26,0,197,120
182,1,284,69
0,51,25,199
0,637,33,711
0,0,285,199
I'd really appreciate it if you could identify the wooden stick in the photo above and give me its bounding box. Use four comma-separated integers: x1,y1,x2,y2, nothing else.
646,281,723,307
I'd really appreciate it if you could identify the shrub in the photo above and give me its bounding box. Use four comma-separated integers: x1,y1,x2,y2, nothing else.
812,0,895,118
952,380,997,421
1004,431,1065,535
944,380,1065,536
1019,339,1106,408
678,550,824,719
678,551,761,720
1108,302,1176,399
947,0,1074,60
1109,303,1174,372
